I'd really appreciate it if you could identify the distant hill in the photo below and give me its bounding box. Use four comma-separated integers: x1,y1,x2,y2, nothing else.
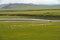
0,3,60,10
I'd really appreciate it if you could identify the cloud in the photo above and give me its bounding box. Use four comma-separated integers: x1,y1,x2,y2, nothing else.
0,0,60,5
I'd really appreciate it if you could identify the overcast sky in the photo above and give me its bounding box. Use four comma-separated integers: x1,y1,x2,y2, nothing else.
0,0,60,5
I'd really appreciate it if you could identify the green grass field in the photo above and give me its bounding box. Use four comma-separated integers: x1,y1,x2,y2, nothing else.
0,10,60,15
0,16,28,18
0,22,60,40
0,10,60,20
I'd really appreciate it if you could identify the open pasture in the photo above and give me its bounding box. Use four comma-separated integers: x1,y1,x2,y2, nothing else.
0,10,60,15
0,22,60,40
0,10,60,20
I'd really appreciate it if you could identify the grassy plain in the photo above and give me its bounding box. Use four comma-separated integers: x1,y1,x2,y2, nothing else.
0,10,60,15
0,16,27,18
0,22,60,40
0,10,60,20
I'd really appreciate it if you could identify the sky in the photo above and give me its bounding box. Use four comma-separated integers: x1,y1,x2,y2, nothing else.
0,0,60,5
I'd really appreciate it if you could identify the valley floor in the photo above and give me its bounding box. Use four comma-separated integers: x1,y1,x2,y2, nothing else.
0,22,60,40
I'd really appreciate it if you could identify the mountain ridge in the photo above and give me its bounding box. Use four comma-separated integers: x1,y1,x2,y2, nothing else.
0,3,60,10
